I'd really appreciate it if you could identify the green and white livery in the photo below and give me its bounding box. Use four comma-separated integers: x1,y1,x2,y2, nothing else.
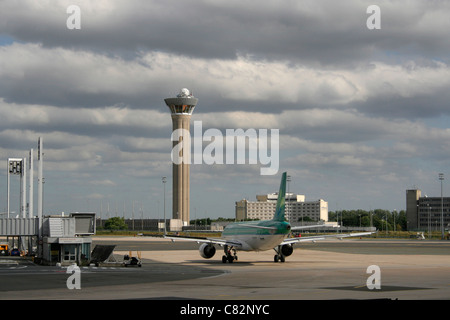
166,172,375,263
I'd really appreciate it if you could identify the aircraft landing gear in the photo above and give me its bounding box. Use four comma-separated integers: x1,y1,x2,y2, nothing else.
273,245,285,263
222,245,238,263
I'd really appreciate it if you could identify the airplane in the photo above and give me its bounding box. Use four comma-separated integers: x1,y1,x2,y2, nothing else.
165,172,375,263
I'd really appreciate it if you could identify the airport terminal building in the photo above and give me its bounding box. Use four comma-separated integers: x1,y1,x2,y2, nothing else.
236,193,328,223
406,189,450,231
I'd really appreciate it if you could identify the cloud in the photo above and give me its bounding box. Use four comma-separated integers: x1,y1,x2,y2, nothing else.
2,0,450,65
89,179,117,186
2,43,450,121
0,98,170,137
0,0,449,216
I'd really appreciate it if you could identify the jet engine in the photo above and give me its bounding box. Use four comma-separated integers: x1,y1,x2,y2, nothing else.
281,244,293,257
199,243,216,259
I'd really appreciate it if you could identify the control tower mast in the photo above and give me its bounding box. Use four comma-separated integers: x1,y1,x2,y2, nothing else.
164,88,198,225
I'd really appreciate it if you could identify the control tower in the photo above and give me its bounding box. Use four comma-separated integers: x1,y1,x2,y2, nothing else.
164,88,198,225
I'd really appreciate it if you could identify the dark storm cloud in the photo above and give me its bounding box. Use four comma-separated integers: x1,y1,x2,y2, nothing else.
2,0,449,66
2,1,450,117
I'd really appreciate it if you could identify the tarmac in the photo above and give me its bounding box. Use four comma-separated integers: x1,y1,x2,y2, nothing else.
0,236,449,301
113,237,450,300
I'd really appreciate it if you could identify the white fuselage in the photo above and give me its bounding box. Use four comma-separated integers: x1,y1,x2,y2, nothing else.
223,233,288,251
221,220,291,251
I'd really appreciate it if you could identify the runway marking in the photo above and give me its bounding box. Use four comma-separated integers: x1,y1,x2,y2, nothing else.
0,260,18,265
9,266,27,270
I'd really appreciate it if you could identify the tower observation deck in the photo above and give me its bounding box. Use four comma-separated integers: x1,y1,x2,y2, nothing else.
164,88,198,225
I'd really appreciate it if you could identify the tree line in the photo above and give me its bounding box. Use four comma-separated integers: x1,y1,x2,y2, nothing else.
329,209,407,231
99,210,408,232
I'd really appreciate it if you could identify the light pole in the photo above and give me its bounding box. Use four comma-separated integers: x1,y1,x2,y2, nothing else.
439,173,444,239
287,175,291,223
162,176,167,235
385,216,388,235
427,204,431,239
393,209,396,233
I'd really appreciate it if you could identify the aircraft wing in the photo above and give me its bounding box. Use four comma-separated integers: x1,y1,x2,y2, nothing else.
290,224,328,231
281,232,376,245
164,235,244,249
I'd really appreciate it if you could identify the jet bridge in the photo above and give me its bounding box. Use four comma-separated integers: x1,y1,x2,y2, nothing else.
0,213,96,265
0,218,38,236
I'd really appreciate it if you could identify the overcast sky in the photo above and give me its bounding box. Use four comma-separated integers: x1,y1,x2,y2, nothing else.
1,0,449,220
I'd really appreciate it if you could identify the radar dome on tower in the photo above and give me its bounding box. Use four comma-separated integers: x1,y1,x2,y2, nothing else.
165,88,198,115
177,88,193,98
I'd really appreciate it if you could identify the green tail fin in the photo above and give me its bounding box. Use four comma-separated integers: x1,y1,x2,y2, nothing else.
273,172,287,222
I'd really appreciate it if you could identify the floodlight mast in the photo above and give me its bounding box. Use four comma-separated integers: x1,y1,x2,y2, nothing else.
439,173,444,239
7,160,10,218
37,137,44,241
29,149,34,218
7,158,25,218
21,157,27,218
162,176,167,235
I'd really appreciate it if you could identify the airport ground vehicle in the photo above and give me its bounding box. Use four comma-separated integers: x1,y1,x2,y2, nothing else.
123,253,142,267
10,248,20,256
0,244,9,256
